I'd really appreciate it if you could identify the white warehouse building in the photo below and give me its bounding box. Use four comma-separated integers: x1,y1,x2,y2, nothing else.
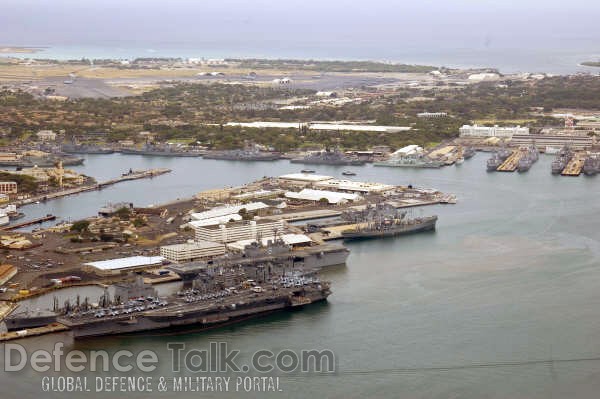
459,125,529,138
285,188,361,204
190,202,269,221
193,219,285,244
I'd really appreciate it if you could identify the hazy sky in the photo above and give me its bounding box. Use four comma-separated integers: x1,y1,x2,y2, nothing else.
2,0,599,49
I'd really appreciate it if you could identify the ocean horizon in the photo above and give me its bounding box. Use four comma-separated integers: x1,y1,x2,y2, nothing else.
2,41,600,75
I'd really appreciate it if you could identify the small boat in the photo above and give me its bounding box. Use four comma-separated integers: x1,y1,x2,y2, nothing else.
342,171,356,176
455,158,464,165
301,169,316,174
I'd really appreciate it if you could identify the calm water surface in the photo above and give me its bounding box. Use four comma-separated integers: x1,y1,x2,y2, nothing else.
3,153,600,398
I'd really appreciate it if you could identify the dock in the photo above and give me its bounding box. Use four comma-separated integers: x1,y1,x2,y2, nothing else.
0,323,69,342
1,214,56,231
496,150,521,172
562,154,585,176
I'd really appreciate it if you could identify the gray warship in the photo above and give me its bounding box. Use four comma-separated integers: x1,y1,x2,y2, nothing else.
62,144,114,154
0,155,84,167
583,154,600,176
517,144,539,172
340,203,437,240
4,308,58,331
463,147,476,159
486,152,502,171
203,148,281,161
120,143,203,157
551,145,573,174
374,154,443,168
290,148,366,166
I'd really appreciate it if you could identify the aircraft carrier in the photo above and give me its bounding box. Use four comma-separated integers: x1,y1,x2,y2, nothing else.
58,278,330,339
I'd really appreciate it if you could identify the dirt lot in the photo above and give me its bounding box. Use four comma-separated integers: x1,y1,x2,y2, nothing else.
0,198,198,298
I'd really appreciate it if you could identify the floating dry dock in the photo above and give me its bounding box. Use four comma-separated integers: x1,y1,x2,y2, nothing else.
562,154,585,176
496,150,521,172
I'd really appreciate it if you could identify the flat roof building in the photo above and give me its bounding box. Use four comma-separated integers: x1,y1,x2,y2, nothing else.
190,202,269,221
0,182,17,194
160,241,226,263
225,122,411,133
285,188,361,204
83,256,165,276
314,179,395,194
192,219,285,243
459,125,529,138
36,130,57,141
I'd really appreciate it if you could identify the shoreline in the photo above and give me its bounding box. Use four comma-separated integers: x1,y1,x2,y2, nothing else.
0,46,596,75
0,46,45,54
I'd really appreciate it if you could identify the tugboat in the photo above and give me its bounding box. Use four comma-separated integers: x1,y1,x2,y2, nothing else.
463,147,476,159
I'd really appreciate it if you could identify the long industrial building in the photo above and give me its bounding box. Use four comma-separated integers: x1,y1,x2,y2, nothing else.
192,219,285,243
225,121,411,133
510,134,593,150
459,125,529,138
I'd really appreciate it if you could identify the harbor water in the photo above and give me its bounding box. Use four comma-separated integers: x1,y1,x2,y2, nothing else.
3,153,600,398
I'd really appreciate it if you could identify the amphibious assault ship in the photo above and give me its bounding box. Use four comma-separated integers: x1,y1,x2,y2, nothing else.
291,148,365,166
340,203,437,240
551,146,573,174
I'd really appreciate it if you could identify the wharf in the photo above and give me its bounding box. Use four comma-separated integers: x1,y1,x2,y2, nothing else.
0,323,69,342
497,150,521,172
562,154,585,176
428,146,456,158
268,199,445,223
0,214,56,231
13,168,171,206
0,302,18,321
